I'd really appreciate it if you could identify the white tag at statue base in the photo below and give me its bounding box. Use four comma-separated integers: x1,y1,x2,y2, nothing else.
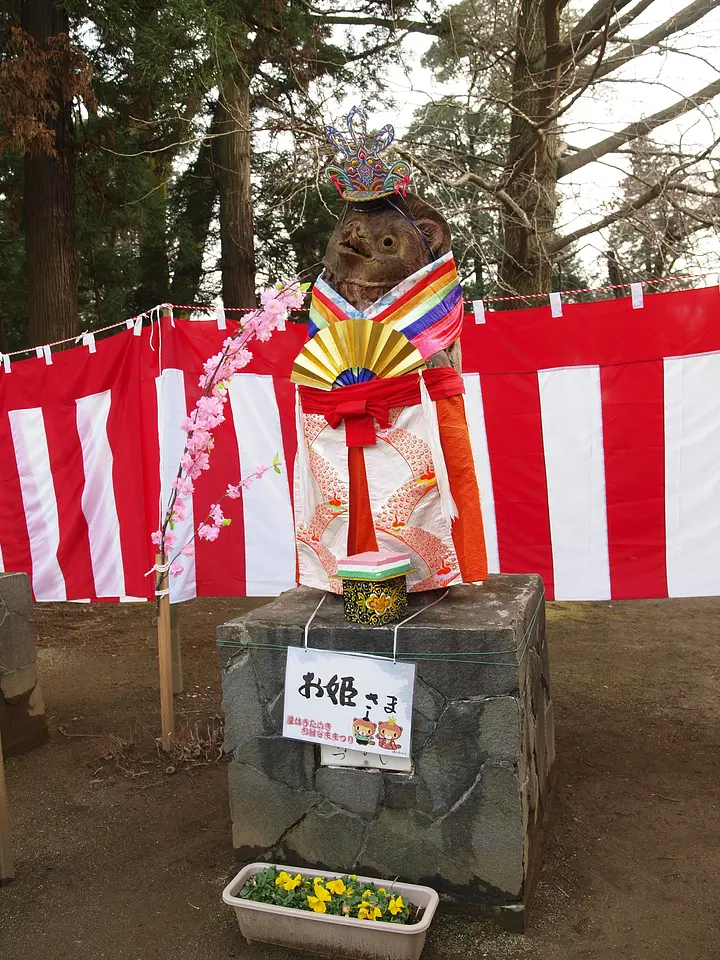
320,743,412,772
283,647,415,759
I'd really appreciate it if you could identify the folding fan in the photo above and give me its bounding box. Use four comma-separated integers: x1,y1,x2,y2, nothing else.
291,319,426,390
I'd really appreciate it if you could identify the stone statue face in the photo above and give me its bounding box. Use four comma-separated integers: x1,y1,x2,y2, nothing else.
322,194,452,311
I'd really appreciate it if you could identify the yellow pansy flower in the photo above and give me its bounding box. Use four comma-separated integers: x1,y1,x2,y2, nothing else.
362,889,374,898
275,871,292,887
283,873,302,891
307,896,327,913
388,895,404,916
358,904,382,921
312,882,332,903
326,878,346,895
378,888,386,895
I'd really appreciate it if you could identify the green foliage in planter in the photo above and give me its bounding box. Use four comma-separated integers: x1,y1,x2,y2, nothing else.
239,866,417,924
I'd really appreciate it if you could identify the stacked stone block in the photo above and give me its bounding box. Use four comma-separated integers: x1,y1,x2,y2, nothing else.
0,573,48,755
218,575,554,925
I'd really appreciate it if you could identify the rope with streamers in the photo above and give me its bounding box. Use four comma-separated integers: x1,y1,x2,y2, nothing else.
0,271,716,363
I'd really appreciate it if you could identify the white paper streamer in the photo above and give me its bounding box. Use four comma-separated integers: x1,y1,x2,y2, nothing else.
1,353,10,373
472,299,486,324
420,374,458,522
126,318,134,330
549,291,563,317
215,298,227,330
630,282,644,309
43,344,53,365
35,346,44,359
82,332,97,354
133,317,143,336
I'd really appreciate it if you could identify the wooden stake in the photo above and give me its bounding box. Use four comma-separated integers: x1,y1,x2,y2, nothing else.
155,552,174,752
0,731,15,885
170,605,183,695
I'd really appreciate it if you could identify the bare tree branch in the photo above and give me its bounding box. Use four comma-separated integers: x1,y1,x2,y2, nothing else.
567,0,720,92
554,0,633,60
548,181,665,253
300,0,440,37
565,0,657,63
667,181,720,199
394,146,533,231
558,77,720,178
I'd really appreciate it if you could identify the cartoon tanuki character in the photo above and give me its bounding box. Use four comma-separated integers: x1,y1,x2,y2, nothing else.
376,718,403,751
352,715,376,747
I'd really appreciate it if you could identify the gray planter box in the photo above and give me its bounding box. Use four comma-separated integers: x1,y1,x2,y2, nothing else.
223,862,438,960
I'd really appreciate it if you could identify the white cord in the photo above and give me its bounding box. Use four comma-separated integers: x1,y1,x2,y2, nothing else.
392,590,449,663
304,594,327,650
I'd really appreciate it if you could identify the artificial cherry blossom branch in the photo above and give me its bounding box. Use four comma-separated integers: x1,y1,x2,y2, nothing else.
164,458,284,577
150,281,306,580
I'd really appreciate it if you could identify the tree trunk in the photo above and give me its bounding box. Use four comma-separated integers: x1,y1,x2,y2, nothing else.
21,0,78,347
170,112,219,306
215,67,256,308
134,151,171,314
498,0,562,302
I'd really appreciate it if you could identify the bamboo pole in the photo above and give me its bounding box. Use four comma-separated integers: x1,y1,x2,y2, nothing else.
155,552,174,751
0,731,14,885
170,605,183,695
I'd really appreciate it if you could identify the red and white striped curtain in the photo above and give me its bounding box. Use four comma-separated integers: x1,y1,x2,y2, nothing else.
1,286,719,603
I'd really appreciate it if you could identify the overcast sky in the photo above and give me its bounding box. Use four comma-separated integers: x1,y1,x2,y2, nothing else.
333,0,720,284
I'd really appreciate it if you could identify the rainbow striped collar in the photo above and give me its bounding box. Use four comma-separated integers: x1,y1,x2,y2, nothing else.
308,251,463,360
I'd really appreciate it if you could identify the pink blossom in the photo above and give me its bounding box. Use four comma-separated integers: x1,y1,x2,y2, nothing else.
173,476,194,496
196,395,225,428
253,314,273,342
153,279,306,563
198,522,220,542
186,429,212,455
170,561,184,578
182,450,210,478
280,283,305,310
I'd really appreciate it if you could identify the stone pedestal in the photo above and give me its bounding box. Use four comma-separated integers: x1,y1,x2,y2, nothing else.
0,573,48,756
217,575,554,928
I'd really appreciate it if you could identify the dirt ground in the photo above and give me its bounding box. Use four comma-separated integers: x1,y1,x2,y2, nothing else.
1,594,719,960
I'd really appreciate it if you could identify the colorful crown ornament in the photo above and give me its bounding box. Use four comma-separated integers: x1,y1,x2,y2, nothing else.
325,106,411,203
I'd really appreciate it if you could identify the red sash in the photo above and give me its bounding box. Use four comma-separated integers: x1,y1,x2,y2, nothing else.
298,367,465,447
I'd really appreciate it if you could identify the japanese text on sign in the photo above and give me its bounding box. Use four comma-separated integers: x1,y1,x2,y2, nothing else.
283,647,415,759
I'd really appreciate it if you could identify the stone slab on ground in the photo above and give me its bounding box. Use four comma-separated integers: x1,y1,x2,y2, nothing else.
0,573,48,755
217,574,554,928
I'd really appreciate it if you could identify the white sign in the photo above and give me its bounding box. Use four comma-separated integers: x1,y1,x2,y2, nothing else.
283,647,415,759
320,744,412,772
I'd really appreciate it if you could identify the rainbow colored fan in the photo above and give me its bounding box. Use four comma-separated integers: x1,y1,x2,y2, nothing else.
291,319,426,391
